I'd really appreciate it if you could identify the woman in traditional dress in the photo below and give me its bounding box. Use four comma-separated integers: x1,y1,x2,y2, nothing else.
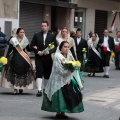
56,27,77,59
41,41,84,119
83,33,103,76
0,28,35,94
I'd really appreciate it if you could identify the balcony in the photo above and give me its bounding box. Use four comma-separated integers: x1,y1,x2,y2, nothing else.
21,0,77,8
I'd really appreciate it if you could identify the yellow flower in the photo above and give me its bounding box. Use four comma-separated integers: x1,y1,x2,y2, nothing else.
49,44,52,47
67,61,74,64
75,61,81,67
83,48,86,50
66,61,75,66
49,42,54,49
82,48,87,52
50,45,54,49
72,62,76,67
0,57,8,65
111,52,115,58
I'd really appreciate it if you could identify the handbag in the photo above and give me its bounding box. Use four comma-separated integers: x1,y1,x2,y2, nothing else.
61,76,83,109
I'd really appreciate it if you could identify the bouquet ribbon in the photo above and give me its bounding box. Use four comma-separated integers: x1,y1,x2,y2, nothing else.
71,69,83,91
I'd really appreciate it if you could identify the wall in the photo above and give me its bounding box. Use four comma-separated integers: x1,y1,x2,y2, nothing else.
85,8,95,39
56,7,68,29
0,0,18,18
69,9,75,31
74,0,119,11
0,0,19,34
43,5,51,29
0,18,19,33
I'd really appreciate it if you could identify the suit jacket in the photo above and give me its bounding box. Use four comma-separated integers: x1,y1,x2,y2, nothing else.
98,36,115,53
30,31,57,58
74,37,88,60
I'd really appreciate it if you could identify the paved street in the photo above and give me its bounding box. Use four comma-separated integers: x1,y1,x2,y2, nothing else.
0,60,120,120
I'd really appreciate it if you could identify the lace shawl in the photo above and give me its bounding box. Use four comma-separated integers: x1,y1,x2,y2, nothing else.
88,36,99,49
45,52,74,101
10,36,29,49
56,37,76,57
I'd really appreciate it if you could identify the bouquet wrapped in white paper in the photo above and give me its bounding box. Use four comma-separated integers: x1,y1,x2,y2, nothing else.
42,42,54,53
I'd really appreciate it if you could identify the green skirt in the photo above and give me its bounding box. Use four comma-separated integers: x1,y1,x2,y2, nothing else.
41,89,84,113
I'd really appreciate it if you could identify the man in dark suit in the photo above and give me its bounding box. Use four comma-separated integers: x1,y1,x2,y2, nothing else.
74,28,88,65
98,29,115,78
114,31,120,70
30,21,57,97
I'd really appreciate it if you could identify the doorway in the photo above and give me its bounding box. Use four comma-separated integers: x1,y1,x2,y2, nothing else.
5,21,12,40
51,6,57,32
95,10,108,37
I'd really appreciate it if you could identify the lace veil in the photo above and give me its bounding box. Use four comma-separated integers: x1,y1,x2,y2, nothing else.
88,34,99,48
10,35,29,49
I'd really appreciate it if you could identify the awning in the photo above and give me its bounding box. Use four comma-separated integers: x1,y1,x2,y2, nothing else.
107,0,120,2
20,0,77,9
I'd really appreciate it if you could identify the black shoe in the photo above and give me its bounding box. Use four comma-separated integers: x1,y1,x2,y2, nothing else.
19,89,23,94
36,90,42,97
103,75,109,78
55,114,61,119
92,73,95,77
105,75,109,78
60,113,68,119
88,73,91,77
103,75,106,78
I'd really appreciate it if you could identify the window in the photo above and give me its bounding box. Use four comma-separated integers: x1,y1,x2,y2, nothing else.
74,8,86,37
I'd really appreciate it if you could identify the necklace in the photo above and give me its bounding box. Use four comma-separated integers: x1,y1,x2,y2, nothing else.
17,36,22,42
61,52,67,59
18,38,22,42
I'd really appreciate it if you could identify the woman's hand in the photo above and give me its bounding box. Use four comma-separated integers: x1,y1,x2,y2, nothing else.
101,43,104,47
33,46,37,49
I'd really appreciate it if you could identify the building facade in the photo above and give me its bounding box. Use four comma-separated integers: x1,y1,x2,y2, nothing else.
0,0,120,40
19,0,77,41
0,0,19,39
72,0,120,39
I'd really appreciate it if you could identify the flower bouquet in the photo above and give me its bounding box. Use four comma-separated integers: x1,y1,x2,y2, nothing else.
63,60,81,72
111,52,115,58
111,52,115,63
63,60,83,90
42,42,54,53
0,57,8,72
82,48,87,59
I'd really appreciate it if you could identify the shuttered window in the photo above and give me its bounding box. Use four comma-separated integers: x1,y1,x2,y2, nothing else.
95,10,108,38
20,2,43,42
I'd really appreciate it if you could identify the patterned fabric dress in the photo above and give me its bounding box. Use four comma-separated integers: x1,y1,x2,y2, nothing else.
0,37,34,90
41,52,84,113
83,48,103,73
83,38,103,73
